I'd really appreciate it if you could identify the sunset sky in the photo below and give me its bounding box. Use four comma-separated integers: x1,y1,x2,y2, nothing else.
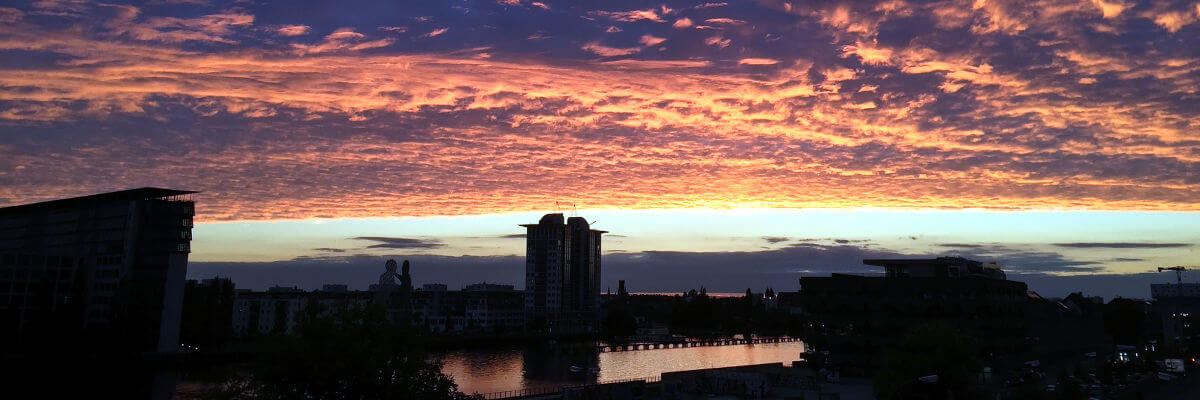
2,0,1199,298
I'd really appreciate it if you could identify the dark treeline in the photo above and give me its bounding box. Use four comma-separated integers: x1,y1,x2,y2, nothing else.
203,304,479,400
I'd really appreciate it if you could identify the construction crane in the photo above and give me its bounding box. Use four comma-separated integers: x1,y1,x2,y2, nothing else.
1159,266,1190,285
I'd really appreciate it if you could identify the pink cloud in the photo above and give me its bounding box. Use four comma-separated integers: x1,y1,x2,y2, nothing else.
276,25,310,36
422,28,448,38
738,58,778,65
581,41,640,56
588,9,664,22
639,34,666,47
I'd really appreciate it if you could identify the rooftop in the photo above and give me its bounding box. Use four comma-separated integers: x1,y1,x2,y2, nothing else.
520,213,608,233
863,256,984,268
0,187,197,216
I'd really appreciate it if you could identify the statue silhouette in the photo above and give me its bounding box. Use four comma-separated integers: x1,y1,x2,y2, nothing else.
400,260,413,291
379,259,402,286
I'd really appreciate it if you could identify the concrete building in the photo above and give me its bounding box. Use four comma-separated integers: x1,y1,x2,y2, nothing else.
865,256,1006,279
0,188,195,353
232,285,372,336
1148,281,1200,344
232,260,524,336
1151,282,1200,298
522,213,604,332
463,283,524,332
800,257,1109,378
410,282,524,333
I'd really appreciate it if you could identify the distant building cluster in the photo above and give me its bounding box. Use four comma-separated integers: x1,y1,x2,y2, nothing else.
231,271,525,337
230,213,601,336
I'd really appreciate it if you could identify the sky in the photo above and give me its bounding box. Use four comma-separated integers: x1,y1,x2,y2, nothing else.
2,0,1199,298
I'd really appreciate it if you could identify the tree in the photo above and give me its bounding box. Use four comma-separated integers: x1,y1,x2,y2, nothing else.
874,321,983,400
603,296,637,338
1055,370,1084,400
208,305,478,400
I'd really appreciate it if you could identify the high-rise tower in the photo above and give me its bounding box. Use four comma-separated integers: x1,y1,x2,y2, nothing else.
521,213,603,332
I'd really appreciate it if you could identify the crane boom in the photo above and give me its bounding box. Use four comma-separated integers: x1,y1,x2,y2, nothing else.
1157,266,1197,285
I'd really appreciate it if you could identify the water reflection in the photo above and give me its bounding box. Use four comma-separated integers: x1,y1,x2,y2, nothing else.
436,341,806,395
522,343,600,383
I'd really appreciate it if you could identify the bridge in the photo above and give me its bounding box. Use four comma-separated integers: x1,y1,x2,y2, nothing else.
596,336,801,352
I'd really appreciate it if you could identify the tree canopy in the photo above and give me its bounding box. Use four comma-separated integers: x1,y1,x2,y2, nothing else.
208,305,477,400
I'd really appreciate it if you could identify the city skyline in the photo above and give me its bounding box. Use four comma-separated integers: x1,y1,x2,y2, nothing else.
182,208,1199,299
7,1,1200,398
3,1,1200,299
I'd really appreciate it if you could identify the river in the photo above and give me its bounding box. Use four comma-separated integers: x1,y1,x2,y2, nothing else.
434,341,807,395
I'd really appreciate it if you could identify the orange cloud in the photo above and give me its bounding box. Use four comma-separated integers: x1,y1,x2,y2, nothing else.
738,58,778,65
3,0,1200,221
276,25,310,36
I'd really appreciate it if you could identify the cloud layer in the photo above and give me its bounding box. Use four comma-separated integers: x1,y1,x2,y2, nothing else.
2,1,1200,220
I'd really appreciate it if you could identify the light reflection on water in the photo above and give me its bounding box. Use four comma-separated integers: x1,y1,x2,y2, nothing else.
435,341,806,395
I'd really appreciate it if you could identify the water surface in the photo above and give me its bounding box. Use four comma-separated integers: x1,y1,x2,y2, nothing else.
435,341,806,395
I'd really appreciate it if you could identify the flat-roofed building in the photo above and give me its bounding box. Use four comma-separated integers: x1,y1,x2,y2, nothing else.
1151,283,1200,298
0,188,196,353
800,257,1108,378
232,285,374,336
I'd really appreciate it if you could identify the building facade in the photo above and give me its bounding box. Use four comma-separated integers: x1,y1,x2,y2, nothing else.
232,285,373,336
800,257,1109,378
522,213,604,332
1148,282,1200,344
0,188,195,354
231,260,524,336
1151,283,1200,298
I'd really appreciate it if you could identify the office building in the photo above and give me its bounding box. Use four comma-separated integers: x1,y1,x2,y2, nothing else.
0,188,195,353
865,257,1007,279
1151,282,1200,298
800,257,1109,377
521,213,604,332
232,285,372,336
1148,281,1200,344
